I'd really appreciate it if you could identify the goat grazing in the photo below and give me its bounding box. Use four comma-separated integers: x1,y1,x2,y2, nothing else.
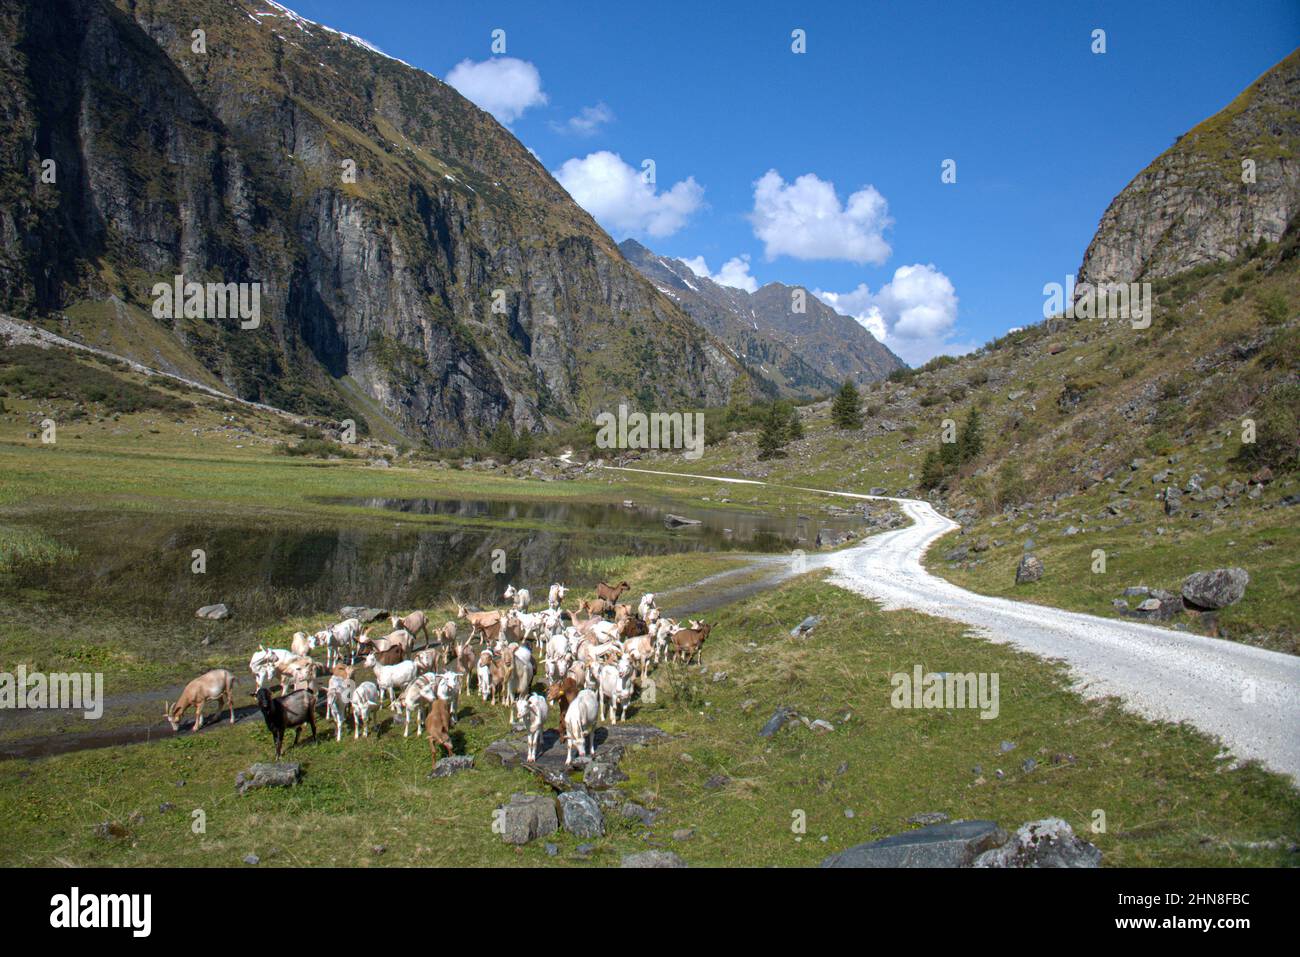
254,687,317,759
366,655,418,707
426,699,454,764
455,602,502,642
672,622,712,665
390,610,431,643
164,669,236,732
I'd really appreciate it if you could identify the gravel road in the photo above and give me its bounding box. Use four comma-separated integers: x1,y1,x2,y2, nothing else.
611,466,1300,782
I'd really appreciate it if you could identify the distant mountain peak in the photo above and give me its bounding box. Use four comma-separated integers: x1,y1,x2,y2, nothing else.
619,240,906,395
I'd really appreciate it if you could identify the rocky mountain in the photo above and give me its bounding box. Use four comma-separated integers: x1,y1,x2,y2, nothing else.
619,239,906,392
1079,48,1300,285
0,0,744,445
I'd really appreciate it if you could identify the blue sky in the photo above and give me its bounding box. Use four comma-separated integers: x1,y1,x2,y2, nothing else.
270,0,1298,364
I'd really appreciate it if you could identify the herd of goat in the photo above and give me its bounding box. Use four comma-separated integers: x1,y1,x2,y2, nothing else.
162,581,713,769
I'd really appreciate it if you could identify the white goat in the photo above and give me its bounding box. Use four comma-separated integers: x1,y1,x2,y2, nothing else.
435,671,461,724
395,674,438,737
350,681,381,738
514,693,549,762
547,583,567,609
366,654,418,707
597,654,635,724
249,647,291,691
637,593,657,621
564,689,599,766
506,643,535,705
503,584,531,611
326,676,356,741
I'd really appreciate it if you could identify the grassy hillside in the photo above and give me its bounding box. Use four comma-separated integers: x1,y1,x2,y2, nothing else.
624,238,1300,650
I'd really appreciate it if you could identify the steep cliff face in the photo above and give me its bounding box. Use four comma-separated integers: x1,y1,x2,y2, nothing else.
1078,49,1300,286
619,239,906,392
0,0,742,443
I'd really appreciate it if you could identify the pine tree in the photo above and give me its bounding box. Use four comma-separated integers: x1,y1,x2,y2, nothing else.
781,401,804,441
489,418,515,461
757,403,788,460
920,448,946,489
831,380,862,429
958,406,983,463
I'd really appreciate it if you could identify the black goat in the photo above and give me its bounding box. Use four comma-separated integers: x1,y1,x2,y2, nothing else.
253,687,317,758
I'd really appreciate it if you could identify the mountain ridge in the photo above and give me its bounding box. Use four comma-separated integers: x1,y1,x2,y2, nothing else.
0,0,751,446
618,239,906,395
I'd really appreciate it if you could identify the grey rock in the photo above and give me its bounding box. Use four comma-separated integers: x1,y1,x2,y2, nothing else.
703,773,730,790
499,793,559,845
236,762,302,795
196,603,230,621
621,850,688,868
431,755,475,778
243,854,259,865
621,803,657,826
663,514,702,528
1015,554,1043,584
759,706,794,737
790,615,821,637
907,812,950,826
972,817,1102,868
558,790,605,839
821,820,1008,868
1181,568,1249,610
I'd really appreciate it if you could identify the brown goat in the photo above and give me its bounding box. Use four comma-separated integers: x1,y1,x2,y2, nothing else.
595,581,630,604
391,610,431,643
579,598,613,619
427,698,454,764
546,676,581,734
371,644,407,666
671,622,712,665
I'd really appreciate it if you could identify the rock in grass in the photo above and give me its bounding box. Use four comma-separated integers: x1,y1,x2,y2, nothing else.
558,790,605,839
1181,568,1249,610
498,793,558,845
759,706,794,737
431,755,475,778
196,603,230,620
236,762,301,795
907,812,950,826
621,850,688,868
821,820,1007,868
972,817,1101,868
1015,554,1044,584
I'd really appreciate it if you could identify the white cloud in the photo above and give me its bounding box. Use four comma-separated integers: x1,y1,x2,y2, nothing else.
554,151,704,238
445,57,547,124
750,170,892,264
816,263,970,365
552,102,614,136
679,254,759,293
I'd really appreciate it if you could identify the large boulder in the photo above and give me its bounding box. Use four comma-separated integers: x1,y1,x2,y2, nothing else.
820,820,1007,868
1015,554,1044,584
1181,568,1249,610
558,790,605,839
235,762,301,795
972,817,1102,868
498,793,558,845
